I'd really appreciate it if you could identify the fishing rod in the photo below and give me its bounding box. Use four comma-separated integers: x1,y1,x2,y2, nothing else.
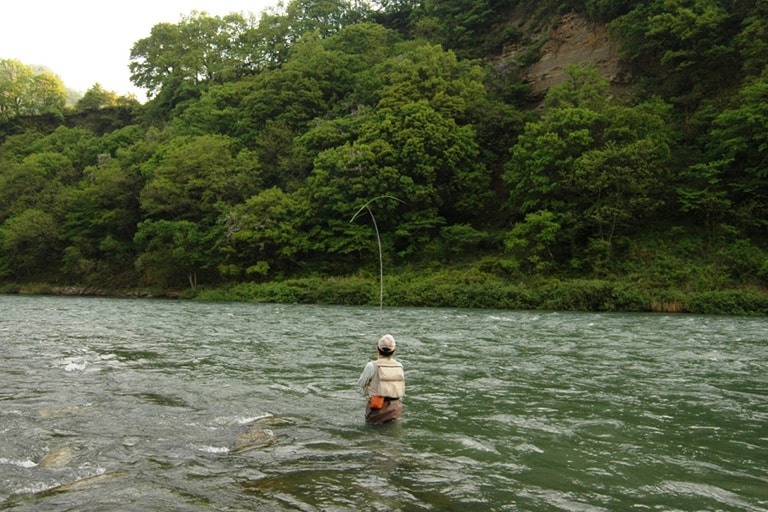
350,195,404,310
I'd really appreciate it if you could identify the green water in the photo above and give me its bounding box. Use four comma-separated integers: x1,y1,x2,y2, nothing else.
1,295,766,511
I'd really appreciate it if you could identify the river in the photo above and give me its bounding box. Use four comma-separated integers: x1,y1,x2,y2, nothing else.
0,295,766,511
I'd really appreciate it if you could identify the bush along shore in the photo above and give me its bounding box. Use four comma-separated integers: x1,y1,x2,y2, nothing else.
6,272,766,316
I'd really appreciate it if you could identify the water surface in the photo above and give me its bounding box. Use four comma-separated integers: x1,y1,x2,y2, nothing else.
1,296,766,510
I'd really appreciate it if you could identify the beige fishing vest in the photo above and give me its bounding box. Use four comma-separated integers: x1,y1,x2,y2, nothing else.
369,359,405,398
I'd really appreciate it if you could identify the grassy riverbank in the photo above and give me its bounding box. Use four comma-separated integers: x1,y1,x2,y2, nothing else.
4,270,768,315
192,273,768,315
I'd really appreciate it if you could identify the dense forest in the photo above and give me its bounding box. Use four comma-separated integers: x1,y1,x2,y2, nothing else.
1,0,767,314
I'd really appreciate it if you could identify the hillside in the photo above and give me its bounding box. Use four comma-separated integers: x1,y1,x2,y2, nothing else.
1,0,767,314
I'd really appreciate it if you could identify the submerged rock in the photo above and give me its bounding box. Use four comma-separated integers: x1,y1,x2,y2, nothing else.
232,415,293,453
38,447,75,468
232,428,276,453
39,405,89,419
45,471,126,494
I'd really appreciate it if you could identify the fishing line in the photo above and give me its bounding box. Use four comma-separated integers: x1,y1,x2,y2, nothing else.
350,195,404,311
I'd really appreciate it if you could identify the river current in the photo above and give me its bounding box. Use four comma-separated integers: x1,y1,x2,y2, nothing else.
0,295,766,511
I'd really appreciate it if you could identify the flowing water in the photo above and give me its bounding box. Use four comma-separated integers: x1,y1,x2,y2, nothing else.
1,295,766,511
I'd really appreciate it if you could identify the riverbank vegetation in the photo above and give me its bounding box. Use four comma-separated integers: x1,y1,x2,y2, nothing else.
1,0,767,314
4,270,768,315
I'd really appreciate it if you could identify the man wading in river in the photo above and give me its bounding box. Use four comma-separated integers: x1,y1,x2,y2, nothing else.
357,334,405,424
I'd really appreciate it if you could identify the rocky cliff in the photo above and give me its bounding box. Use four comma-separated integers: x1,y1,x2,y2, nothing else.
506,12,625,100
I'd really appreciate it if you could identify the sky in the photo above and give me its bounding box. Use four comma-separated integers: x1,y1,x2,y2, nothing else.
1,0,278,101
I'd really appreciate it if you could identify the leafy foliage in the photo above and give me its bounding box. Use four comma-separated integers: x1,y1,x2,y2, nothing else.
0,59,67,120
1,0,767,312
76,84,119,111
505,65,675,271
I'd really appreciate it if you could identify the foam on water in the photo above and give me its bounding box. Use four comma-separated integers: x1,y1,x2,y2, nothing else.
0,457,37,469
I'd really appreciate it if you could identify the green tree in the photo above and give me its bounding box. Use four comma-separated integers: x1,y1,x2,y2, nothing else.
0,59,33,118
543,63,612,110
297,40,491,260
75,83,118,111
0,209,60,278
0,131,46,165
416,0,518,58
29,126,99,176
134,219,214,289
504,210,562,273
61,156,143,284
609,0,743,110
0,59,66,119
705,71,768,233
735,2,768,77
306,139,408,260
365,41,491,220
373,41,487,122
245,0,368,68
504,65,673,268
574,136,669,244
218,187,310,278
31,71,67,115
676,160,732,247
173,32,357,140
367,100,491,221
239,31,369,133
306,99,489,260
584,0,637,20
129,12,254,99
0,152,72,223
139,134,261,223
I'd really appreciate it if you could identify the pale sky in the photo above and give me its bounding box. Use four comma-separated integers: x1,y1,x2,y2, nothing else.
1,1,278,101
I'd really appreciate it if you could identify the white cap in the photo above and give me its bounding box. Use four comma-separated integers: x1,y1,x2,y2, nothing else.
377,334,396,354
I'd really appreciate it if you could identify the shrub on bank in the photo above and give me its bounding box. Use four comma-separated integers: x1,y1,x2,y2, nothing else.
683,288,768,315
198,272,657,312
196,276,376,305
0,282,21,294
12,271,766,315
385,270,536,309
534,279,651,312
197,280,314,303
192,272,768,315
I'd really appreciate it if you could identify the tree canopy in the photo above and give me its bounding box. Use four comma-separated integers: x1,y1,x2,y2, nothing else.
0,59,67,120
2,0,767,302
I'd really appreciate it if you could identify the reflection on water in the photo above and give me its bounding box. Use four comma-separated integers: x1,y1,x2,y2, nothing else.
1,295,767,511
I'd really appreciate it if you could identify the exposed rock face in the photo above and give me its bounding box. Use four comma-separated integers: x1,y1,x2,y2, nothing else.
510,13,625,99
